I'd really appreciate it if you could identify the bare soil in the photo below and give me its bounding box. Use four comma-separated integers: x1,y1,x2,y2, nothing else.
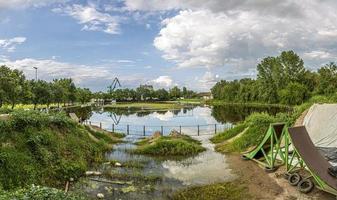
227,154,335,200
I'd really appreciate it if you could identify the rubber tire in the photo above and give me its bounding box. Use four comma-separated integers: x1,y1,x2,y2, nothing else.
288,173,302,186
241,155,250,161
297,179,314,193
264,166,278,173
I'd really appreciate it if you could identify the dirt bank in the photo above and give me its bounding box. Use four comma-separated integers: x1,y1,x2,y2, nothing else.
227,154,335,200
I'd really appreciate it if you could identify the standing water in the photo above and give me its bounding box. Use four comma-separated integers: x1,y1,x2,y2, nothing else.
70,105,289,199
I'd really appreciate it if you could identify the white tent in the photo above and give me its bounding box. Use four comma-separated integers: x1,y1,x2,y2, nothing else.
302,104,337,164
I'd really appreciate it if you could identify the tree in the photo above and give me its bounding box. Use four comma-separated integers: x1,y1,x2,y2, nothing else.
77,88,92,104
31,80,53,109
0,66,26,108
278,82,309,105
155,89,169,100
169,86,181,99
317,62,337,95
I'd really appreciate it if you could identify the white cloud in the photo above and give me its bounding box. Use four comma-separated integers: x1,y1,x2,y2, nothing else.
303,50,332,59
53,4,119,34
0,0,66,9
198,71,220,90
147,0,337,72
0,58,111,84
117,59,135,63
149,75,173,88
0,37,26,52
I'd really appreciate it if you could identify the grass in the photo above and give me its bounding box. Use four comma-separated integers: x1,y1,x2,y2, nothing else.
0,109,115,191
85,125,125,144
172,182,250,200
0,185,85,200
210,123,247,144
212,113,281,153
133,135,205,157
104,102,184,110
103,171,162,184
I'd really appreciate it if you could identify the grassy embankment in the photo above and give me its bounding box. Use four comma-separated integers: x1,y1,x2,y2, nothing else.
133,134,206,157
0,109,124,199
211,95,337,153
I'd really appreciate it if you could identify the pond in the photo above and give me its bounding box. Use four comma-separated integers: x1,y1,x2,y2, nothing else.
67,104,289,136
69,104,289,199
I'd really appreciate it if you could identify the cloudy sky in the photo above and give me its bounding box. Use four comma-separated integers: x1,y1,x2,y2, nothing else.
0,0,336,91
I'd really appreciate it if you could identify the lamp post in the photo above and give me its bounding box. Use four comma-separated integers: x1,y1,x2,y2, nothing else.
33,67,38,81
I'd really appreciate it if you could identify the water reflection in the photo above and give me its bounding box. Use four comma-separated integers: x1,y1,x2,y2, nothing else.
65,104,289,127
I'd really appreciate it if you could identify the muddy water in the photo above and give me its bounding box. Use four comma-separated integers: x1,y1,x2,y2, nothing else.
73,135,235,200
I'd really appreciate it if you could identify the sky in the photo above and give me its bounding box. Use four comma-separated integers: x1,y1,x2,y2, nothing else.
0,0,337,92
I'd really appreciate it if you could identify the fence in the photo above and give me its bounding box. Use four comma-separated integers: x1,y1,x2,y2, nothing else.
84,120,234,136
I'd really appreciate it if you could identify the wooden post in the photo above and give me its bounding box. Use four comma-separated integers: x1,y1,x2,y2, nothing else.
112,124,115,133
127,125,129,135
197,125,200,136
100,122,102,129
143,125,146,136
179,126,182,134
161,126,163,136
215,124,217,134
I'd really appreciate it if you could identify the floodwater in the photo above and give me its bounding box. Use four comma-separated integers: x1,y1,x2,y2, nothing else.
74,135,235,200
70,104,288,199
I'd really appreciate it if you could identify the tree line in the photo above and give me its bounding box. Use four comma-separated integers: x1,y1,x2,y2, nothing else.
0,65,198,109
211,51,337,105
0,65,92,109
93,85,197,102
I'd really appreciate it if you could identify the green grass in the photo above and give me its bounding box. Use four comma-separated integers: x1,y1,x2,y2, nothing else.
0,185,85,200
210,123,247,144
133,135,205,156
213,113,279,153
172,182,250,200
0,110,113,191
103,171,162,184
85,126,124,144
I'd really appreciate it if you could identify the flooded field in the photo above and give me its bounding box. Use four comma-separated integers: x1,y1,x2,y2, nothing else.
69,104,288,199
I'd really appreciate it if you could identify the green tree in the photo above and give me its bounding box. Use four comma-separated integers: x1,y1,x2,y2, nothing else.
169,86,181,99
278,82,309,105
317,62,337,95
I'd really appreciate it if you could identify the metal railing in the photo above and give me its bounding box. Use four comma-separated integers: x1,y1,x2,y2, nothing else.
84,120,234,136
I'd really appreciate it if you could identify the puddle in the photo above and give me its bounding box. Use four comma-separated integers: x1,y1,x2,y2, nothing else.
73,135,234,200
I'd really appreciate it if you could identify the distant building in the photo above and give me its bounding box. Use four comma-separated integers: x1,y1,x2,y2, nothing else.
197,92,213,100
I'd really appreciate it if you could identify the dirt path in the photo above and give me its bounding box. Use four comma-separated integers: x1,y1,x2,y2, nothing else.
227,154,335,200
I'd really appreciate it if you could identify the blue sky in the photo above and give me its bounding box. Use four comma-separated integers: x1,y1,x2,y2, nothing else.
1,0,337,91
